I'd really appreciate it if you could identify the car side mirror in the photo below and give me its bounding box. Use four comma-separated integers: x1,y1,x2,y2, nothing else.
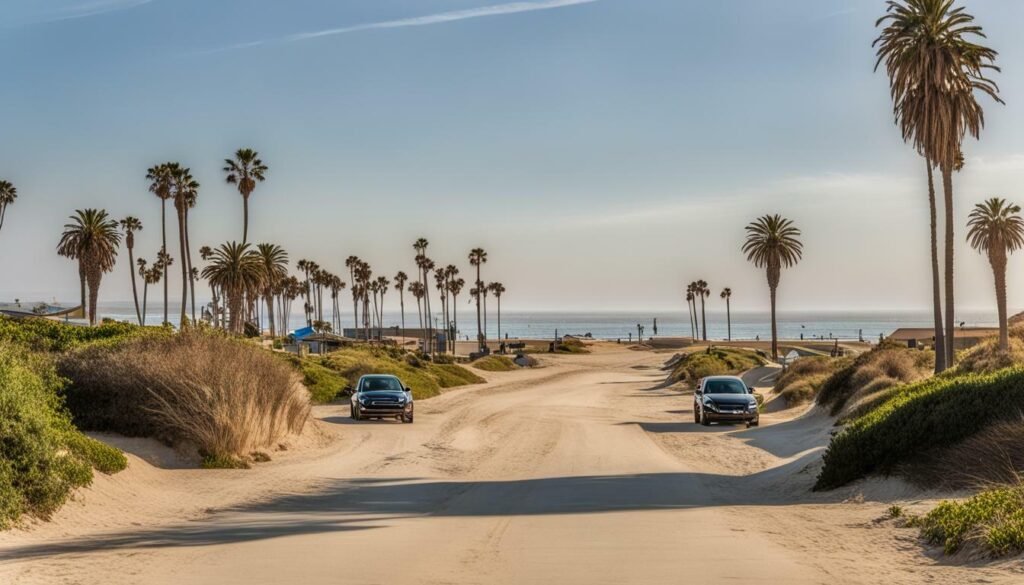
405,386,412,393
748,386,755,394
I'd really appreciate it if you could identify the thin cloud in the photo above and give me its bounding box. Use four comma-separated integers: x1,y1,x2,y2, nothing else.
7,0,155,26
208,0,601,53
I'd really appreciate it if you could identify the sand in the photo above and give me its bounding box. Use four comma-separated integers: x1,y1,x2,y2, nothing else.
1,342,1022,584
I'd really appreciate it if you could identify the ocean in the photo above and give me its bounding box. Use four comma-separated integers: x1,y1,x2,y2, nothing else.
85,302,998,342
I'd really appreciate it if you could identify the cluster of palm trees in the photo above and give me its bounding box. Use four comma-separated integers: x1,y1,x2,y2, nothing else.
875,0,1003,372
682,281,734,344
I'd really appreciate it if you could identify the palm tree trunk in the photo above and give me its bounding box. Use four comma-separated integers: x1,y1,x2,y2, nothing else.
475,269,483,351
926,163,947,372
942,165,956,367
87,267,101,327
687,299,694,340
127,245,142,325
452,293,458,353
266,291,276,338
185,212,196,324
142,281,148,326
78,262,87,317
497,297,502,347
161,199,168,326
992,250,1009,351
400,293,406,341
177,206,188,327
769,285,778,360
700,296,707,341
726,298,731,342
242,195,249,244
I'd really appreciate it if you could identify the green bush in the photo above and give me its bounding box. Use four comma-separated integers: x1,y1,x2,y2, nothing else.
815,367,1024,491
0,316,161,353
555,338,590,354
774,356,847,406
0,344,124,528
667,348,765,385
279,355,347,403
319,346,484,399
912,485,1024,557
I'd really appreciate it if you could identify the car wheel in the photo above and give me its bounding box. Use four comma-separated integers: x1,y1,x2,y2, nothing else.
699,408,711,426
749,418,760,427
352,405,362,421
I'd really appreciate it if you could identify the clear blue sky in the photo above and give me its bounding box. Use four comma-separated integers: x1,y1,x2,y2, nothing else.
3,0,1024,312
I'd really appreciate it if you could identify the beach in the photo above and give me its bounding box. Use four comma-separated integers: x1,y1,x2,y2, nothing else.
1,341,1019,584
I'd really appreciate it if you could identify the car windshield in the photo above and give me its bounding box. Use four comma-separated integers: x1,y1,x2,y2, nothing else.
361,377,404,392
704,380,748,395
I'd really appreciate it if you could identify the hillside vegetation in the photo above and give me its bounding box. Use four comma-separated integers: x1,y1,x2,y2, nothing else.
472,355,519,372
666,347,765,385
910,485,1024,558
315,346,485,400
815,366,1024,491
773,356,850,405
0,343,126,528
816,342,933,420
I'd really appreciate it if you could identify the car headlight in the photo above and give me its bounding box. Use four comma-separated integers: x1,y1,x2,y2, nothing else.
748,403,758,412
702,399,718,413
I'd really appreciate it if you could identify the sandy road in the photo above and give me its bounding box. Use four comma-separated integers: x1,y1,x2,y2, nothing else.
1,345,1021,584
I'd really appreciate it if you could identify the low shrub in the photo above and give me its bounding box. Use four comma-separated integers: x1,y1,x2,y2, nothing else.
556,338,590,354
473,356,518,372
667,347,765,385
59,330,310,462
0,344,125,528
774,356,847,406
906,419,1024,489
319,346,484,399
955,337,1024,375
0,316,162,352
279,355,347,403
911,485,1024,557
816,342,932,417
815,367,1024,491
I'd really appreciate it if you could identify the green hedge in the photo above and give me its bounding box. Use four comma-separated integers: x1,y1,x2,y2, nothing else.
0,316,161,353
815,367,1024,491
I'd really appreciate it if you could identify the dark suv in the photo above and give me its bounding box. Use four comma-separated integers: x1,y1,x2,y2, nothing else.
350,374,414,423
693,375,759,427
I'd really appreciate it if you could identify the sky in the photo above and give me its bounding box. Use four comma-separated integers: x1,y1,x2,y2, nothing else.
3,0,1024,313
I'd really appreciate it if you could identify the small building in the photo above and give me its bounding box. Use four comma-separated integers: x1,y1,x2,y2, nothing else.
887,327,998,350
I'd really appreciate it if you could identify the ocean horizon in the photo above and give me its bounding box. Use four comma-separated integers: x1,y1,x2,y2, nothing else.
28,302,1002,342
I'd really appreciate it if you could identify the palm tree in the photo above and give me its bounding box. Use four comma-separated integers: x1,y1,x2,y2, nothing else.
147,162,176,325
695,279,709,341
0,180,17,236
489,282,506,346
409,281,425,334
720,287,733,341
966,198,1024,351
345,256,361,331
469,248,487,350
449,277,465,350
201,242,264,335
685,286,696,340
376,276,390,339
57,209,121,326
138,258,162,326
119,216,144,325
395,271,409,338
256,243,289,338
742,214,803,360
223,148,268,244
875,0,1002,369
171,165,199,327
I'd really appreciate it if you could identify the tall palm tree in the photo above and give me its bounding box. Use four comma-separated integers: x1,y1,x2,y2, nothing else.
376,276,390,339
57,209,121,326
171,165,199,327
966,198,1024,351
742,214,802,360
256,243,289,338
201,242,264,335
138,258,162,326
395,271,409,338
875,0,1002,369
409,281,425,334
0,180,17,236
695,279,709,341
685,286,696,340
720,287,733,342
223,148,268,244
469,248,487,350
345,256,361,332
119,216,143,325
489,282,506,345
450,277,465,349
147,162,176,325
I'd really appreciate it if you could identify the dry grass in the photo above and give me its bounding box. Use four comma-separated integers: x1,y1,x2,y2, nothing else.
906,418,1024,490
955,337,1024,375
60,330,310,465
817,342,933,417
773,356,847,406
